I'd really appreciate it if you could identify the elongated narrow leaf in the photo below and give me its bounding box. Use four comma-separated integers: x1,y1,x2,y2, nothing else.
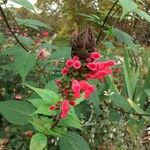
0,32,4,44
0,101,35,125
10,0,35,11
145,89,150,97
112,28,135,50
59,132,90,150
123,61,133,98
110,93,131,111
136,9,150,22
119,0,137,18
30,133,47,150
17,18,50,30
128,99,150,121
26,84,59,105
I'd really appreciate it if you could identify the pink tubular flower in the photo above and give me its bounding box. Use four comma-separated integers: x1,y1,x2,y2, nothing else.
85,73,95,79
86,57,92,63
73,56,79,61
87,62,98,71
73,60,81,69
61,67,69,75
66,59,74,68
72,80,81,98
80,80,95,98
38,48,48,59
60,100,70,119
104,60,116,67
90,52,101,60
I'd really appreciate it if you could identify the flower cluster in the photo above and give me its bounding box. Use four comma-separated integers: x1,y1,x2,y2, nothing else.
49,51,115,119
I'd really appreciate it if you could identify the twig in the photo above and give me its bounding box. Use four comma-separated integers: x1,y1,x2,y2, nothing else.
0,6,49,83
96,0,119,46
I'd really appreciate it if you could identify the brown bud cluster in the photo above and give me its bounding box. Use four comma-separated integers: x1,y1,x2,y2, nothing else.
71,28,96,59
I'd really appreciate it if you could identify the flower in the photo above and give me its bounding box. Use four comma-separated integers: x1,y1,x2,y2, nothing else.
60,100,69,119
61,67,69,75
38,48,48,59
42,31,49,37
69,100,76,106
90,52,101,60
66,59,74,68
49,105,56,111
73,56,79,61
80,80,95,98
73,60,81,69
71,80,81,98
15,94,22,100
87,62,98,71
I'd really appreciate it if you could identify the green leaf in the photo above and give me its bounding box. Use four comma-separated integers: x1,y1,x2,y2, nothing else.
17,18,50,30
16,35,34,46
0,101,36,125
136,9,150,22
51,47,71,59
30,133,47,150
14,50,36,83
59,107,81,129
10,0,35,11
119,0,137,18
45,80,58,92
128,99,150,121
0,32,4,44
59,132,90,150
35,104,57,116
110,93,131,111
31,117,66,136
145,89,150,97
123,60,133,98
26,84,59,105
28,98,45,108
112,28,135,50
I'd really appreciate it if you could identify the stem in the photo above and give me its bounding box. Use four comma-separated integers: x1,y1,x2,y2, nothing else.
96,0,119,46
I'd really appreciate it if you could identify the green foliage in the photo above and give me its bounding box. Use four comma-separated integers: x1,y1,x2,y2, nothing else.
30,133,47,150
0,101,36,125
17,18,50,30
59,132,90,150
0,32,4,44
14,49,36,83
26,84,60,105
10,0,35,11
59,107,81,130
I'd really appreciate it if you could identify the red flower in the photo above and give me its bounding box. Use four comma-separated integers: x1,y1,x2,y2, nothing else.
85,73,95,79
42,31,49,37
80,80,95,98
55,79,62,85
61,67,69,75
49,105,56,111
71,80,81,98
66,59,74,68
90,52,101,60
86,57,92,63
73,60,81,69
104,60,115,67
69,100,76,106
60,100,70,119
87,62,98,71
73,56,79,61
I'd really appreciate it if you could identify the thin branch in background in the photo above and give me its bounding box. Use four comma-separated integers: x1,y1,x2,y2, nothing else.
96,0,119,46
0,6,49,83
